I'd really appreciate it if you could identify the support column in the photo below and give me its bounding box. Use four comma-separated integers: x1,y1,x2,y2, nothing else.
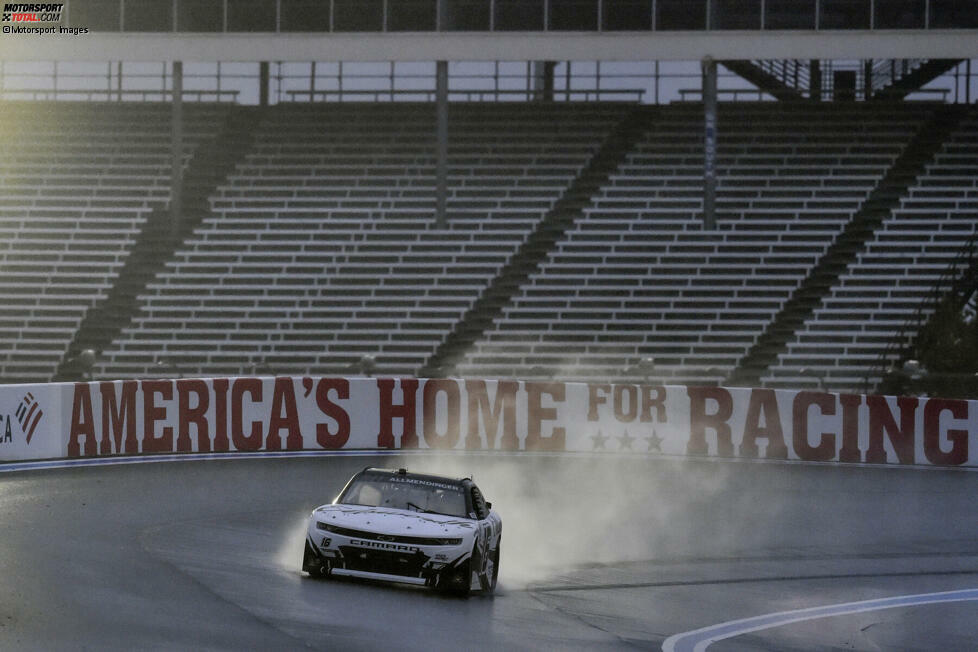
436,60,448,229
170,60,183,239
809,59,822,101
259,61,270,107
863,59,873,100
964,59,971,104
542,61,555,101
531,61,555,101
702,57,717,230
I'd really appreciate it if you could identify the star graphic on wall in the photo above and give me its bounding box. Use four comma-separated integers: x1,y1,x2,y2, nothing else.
617,429,635,450
646,430,664,453
590,430,609,450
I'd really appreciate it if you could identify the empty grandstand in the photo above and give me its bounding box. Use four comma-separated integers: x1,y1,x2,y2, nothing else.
0,1,976,397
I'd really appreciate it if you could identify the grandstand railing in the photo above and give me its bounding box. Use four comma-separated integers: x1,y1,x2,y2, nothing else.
868,226,978,392
677,88,782,102
285,88,646,103
2,59,973,105
0,89,240,102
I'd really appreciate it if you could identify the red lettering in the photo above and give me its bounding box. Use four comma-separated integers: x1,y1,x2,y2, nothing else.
587,384,611,421
316,378,350,449
422,379,460,449
923,398,968,466
465,380,518,450
377,378,419,449
212,378,230,452
838,393,862,463
614,385,639,423
525,382,566,451
142,380,173,453
68,383,96,457
641,385,667,422
231,378,263,451
866,395,918,465
740,389,788,459
791,391,836,462
686,386,733,456
99,381,138,455
267,378,302,451
176,379,210,452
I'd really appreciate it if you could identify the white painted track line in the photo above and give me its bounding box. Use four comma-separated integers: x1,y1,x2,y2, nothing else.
662,588,978,652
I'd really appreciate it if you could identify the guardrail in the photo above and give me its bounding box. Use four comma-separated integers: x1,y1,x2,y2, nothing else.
1,377,975,469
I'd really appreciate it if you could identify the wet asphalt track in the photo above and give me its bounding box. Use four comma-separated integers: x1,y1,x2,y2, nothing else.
1,454,976,650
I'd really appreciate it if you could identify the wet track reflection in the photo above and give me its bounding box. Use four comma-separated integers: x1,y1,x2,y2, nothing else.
1,455,976,650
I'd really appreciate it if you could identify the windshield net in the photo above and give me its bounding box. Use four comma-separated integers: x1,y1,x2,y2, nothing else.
339,475,468,518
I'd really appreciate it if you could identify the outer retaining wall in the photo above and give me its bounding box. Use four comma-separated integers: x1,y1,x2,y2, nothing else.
0,377,975,467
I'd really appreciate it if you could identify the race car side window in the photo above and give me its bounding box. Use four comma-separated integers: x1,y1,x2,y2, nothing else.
471,486,488,520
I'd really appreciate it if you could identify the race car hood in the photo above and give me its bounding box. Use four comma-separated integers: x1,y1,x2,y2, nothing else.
313,504,476,538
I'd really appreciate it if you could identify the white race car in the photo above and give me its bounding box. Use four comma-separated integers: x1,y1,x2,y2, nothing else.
303,467,502,596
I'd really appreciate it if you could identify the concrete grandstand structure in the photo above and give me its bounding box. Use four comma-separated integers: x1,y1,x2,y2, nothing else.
0,0,976,393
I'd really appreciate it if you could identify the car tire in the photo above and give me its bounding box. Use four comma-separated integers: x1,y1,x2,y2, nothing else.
456,556,473,597
302,540,330,579
487,541,500,594
438,554,472,597
478,539,500,595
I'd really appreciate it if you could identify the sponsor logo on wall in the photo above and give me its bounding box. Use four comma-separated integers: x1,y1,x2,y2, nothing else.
2,392,43,445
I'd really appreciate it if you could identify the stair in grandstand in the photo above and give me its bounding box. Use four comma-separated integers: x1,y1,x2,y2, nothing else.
720,60,806,102
874,231,978,392
870,59,964,101
420,107,653,377
726,103,970,388
724,59,964,102
53,107,261,381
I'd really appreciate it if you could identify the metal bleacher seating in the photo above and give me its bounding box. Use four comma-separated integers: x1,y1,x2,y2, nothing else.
764,104,978,391
4,98,965,391
96,102,629,379
454,102,935,385
0,101,228,383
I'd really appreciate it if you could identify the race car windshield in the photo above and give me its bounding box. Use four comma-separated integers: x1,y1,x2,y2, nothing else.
339,477,468,518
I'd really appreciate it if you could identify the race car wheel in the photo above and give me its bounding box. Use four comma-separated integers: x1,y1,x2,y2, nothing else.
302,540,331,579
488,541,500,594
438,555,472,597
478,540,500,595
314,559,332,578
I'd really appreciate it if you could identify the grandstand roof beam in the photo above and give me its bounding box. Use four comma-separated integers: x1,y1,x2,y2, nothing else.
170,61,183,237
2,31,977,63
435,60,447,229
703,56,717,231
